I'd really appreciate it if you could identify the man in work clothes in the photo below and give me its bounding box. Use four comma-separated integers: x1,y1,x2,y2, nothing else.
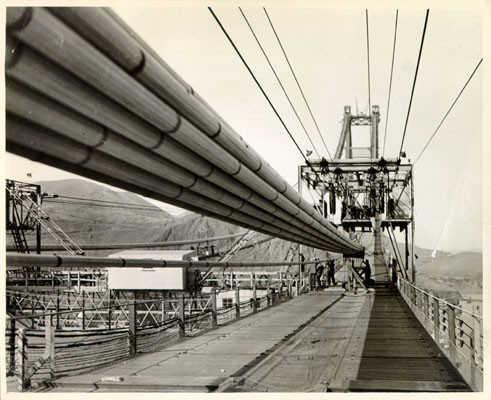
327,259,336,287
315,259,325,290
362,259,372,288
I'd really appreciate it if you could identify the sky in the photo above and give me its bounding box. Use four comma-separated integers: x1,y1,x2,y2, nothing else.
3,1,484,252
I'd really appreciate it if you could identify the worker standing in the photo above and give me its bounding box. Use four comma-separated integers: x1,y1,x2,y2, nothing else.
327,259,336,287
315,259,325,290
362,259,372,288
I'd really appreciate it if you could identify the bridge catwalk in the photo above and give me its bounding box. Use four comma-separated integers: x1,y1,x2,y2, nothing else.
42,291,344,392
39,287,469,392
329,285,470,391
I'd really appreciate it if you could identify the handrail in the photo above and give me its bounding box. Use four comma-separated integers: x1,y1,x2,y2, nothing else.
397,275,483,391
6,297,193,322
398,276,482,320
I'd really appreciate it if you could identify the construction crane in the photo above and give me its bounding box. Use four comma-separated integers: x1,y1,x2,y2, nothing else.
6,180,85,256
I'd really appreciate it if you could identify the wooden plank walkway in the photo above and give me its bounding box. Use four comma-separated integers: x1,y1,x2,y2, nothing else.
41,291,345,392
39,287,470,392
328,285,470,392
221,286,470,392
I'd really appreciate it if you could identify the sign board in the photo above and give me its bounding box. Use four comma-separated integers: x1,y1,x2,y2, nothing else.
106,250,196,290
107,267,187,290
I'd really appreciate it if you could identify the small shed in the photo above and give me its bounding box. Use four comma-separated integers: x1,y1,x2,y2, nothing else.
107,249,197,290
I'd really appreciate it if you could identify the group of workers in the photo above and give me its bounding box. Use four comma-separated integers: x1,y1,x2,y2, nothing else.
314,258,337,289
313,258,374,290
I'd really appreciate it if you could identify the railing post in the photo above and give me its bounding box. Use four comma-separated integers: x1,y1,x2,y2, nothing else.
470,326,476,388
9,319,16,376
161,298,166,323
297,266,301,296
108,291,112,330
46,318,56,378
423,293,429,321
473,307,483,369
128,301,137,356
178,295,185,338
252,276,257,313
447,305,456,363
211,289,217,328
287,280,292,299
16,327,27,391
56,289,60,330
235,287,240,319
267,282,271,307
31,293,35,329
433,297,440,344
82,291,86,330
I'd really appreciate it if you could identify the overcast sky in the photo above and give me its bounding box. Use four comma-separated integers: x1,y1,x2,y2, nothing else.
4,2,484,252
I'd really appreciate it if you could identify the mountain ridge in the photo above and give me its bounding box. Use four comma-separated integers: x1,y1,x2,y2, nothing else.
7,179,482,290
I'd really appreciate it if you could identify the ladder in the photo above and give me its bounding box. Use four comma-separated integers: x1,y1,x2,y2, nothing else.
10,205,30,253
7,187,85,256
219,230,258,262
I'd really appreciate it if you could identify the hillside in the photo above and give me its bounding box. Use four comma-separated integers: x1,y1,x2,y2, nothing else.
343,231,481,297
415,251,482,281
7,179,331,262
9,179,175,253
372,233,482,282
8,179,254,257
7,179,482,295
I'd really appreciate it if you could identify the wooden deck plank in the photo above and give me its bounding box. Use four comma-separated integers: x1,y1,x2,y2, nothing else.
328,286,471,392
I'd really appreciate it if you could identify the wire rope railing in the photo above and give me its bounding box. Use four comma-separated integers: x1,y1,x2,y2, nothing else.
6,277,297,391
398,276,483,391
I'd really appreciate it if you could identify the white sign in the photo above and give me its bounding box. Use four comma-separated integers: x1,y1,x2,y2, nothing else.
107,267,186,290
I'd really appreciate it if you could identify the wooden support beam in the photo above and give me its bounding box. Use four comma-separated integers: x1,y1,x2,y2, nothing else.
128,300,137,356
433,298,440,344
447,305,456,363
178,295,185,338
9,319,16,376
211,290,217,328
16,327,27,391
346,261,367,290
252,274,257,313
235,286,240,319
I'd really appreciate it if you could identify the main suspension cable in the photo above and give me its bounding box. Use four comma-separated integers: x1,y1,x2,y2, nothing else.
366,10,372,114
382,10,399,157
208,7,307,160
239,7,321,159
414,58,483,164
263,7,333,160
399,9,430,157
